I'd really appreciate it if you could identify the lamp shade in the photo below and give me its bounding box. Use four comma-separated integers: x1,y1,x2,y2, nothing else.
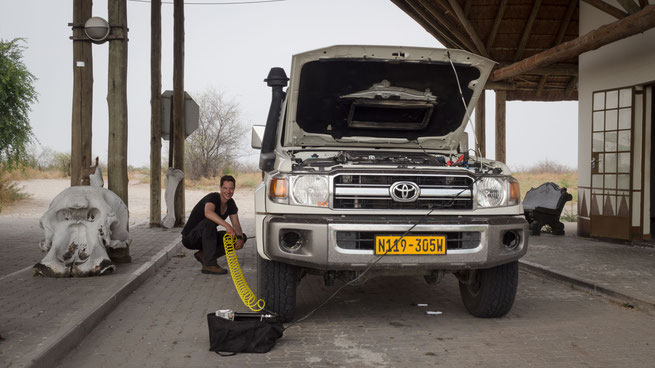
84,17,110,43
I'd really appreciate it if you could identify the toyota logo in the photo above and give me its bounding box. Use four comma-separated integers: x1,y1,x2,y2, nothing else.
390,181,420,202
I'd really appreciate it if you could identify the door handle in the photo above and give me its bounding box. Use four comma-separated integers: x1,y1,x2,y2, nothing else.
591,157,602,169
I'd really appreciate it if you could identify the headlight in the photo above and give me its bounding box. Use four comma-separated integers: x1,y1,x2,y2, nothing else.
290,175,329,207
476,177,520,208
268,174,329,207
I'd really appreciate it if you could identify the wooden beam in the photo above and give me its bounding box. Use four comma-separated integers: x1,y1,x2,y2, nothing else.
512,86,574,92
565,76,578,97
582,0,629,19
475,91,486,157
495,91,506,164
497,63,578,76
493,47,547,52
536,76,547,96
529,64,578,76
71,0,93,187
535,0,577,101
514,0,543,61
616,0,641,14
414,0,478,52
489,85,580,93
446,0,489,56
485,81,517,90
491,5,655,81
108,0,129,206
150,0,162,227
486,0,508,51
411,0,475,51
173,0,185,226
556,0,579,45
392,0,456,48
508,90,578,101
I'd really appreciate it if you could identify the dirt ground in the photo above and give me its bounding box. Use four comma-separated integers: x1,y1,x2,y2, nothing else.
0,179,255,224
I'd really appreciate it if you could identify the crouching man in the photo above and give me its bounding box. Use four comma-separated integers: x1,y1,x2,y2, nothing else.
181,175,245,275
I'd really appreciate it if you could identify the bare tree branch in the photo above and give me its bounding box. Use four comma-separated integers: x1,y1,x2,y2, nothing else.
185,88,248,179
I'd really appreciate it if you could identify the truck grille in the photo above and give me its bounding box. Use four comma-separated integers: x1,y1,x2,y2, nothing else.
336,231,481,251
333,174,473,210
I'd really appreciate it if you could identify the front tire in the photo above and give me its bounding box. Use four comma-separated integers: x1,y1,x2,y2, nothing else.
458,261,518,318
257,255,298,322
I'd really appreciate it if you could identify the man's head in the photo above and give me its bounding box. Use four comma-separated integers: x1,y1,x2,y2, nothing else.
219,175,236,202
220,175,236,188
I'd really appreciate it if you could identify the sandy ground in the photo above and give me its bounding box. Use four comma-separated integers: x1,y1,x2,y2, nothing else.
0,179,255,225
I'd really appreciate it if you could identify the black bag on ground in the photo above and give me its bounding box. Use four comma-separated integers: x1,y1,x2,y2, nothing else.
207,313,284,354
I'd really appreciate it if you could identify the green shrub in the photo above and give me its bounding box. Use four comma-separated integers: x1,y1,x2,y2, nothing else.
53,152,71,177
0,171,29,212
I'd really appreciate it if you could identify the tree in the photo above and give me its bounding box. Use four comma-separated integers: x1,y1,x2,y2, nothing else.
0,39,37,169
185,88,248,179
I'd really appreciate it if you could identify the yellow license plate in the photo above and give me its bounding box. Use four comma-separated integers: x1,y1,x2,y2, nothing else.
375,235,447,255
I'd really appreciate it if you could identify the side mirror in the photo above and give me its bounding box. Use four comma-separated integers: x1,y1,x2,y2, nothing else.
251,125,265,149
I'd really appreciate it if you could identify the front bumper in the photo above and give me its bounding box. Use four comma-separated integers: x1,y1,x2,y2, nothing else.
257,214,528,271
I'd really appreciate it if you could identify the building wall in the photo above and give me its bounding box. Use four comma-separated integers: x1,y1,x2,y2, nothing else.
578,2,655,237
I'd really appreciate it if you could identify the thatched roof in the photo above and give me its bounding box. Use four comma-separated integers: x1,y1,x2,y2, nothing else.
391,0,655,101
392,0,655,102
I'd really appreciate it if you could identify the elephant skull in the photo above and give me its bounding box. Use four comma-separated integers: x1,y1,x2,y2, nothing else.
35,186,131,277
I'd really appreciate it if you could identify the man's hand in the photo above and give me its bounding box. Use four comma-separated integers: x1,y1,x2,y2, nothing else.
225,224,236,239
235,238,245,250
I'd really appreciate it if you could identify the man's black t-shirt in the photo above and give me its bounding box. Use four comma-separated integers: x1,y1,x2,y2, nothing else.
181,192,238,236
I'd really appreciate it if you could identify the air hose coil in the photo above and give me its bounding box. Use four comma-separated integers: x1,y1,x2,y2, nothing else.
223,233,265,312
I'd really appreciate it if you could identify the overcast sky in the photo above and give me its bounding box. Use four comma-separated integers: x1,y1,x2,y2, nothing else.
0,0,578,170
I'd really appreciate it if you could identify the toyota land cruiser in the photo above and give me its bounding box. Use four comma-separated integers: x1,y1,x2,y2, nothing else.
251,45,528,321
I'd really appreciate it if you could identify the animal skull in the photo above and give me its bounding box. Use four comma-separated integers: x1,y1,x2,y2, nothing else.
35,186,131,277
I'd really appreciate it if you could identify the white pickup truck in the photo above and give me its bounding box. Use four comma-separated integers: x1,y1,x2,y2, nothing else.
251,45,528,321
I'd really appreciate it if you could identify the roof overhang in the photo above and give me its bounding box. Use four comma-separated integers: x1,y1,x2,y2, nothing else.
391,0,655,102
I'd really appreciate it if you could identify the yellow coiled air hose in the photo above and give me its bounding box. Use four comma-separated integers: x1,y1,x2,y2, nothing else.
222,233,265,312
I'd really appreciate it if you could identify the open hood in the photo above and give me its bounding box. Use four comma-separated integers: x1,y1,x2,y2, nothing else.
283,45,495,151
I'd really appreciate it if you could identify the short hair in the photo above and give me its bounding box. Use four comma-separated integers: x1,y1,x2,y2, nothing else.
220,175,236,187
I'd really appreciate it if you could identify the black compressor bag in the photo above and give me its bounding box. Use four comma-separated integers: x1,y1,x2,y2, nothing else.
207,313,284,354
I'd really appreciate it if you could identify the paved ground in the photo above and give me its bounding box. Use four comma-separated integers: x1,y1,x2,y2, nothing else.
523,223,655,311
0,218,44,278
0,224,181,368
3,179,655,367
58,238,655,368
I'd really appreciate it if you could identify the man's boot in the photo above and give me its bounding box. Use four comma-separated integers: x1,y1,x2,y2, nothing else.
201,265,228,275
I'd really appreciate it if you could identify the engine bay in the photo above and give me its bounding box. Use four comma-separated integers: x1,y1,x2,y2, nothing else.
290,150,494,173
